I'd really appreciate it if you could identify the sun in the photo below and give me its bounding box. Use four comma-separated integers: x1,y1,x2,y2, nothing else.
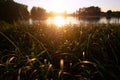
49,0,67,13
14,0,76,13
44,0,77,13
53,16,66,27
47,16,66,27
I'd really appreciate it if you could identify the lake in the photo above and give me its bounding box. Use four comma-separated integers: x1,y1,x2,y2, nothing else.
21,16,120,26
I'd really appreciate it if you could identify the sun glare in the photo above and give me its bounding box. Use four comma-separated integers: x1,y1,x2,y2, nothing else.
47,16,66,27
53,16,66,27
15,0,77,13
50,0,67,13
46,0,75,13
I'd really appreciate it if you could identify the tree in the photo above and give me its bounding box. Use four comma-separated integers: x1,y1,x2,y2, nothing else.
0,0,13,2
31,7,46,20
78,6,101,17
106,10,112,17
0,0,29,22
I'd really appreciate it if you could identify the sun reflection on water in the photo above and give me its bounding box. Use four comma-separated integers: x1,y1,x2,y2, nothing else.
53,16,66,27
47,16,67,27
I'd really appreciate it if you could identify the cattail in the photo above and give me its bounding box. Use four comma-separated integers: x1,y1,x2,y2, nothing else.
70,62,72,67
18,68,21,80
44,59,47,64
60,59,64,70
83,52,85,60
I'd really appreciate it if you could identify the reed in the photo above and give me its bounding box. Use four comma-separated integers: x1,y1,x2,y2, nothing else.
0,21,120,80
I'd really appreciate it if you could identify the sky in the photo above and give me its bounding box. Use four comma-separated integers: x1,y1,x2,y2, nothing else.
14,0,120,13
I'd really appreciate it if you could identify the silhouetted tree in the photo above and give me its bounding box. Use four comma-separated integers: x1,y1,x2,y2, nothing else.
0,0,29,22
0,0,13,2
112,11,120,17
31,7,46,20
77,6,101,17
106,10,112,17
106,10,120,18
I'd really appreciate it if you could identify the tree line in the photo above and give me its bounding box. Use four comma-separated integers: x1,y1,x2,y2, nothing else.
0,0,29,22
75,6,120,18
0,0,120,22
0,0,47,22
76,6,101,17
106,10,120,18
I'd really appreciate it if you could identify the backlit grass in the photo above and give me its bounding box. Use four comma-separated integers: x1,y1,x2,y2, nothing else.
0,21,120,80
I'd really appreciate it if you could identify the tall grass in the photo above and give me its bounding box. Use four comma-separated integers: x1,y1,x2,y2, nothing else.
0,21,120,80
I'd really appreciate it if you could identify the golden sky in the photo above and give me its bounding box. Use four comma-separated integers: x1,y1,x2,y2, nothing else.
15,0,120,13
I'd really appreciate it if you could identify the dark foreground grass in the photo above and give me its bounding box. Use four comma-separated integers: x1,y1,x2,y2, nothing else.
0,21,120,80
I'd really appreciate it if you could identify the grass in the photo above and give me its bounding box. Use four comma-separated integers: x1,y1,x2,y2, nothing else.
0,21,120,80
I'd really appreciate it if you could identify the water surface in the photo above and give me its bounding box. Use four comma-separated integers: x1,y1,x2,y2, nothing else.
21,16,120,26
